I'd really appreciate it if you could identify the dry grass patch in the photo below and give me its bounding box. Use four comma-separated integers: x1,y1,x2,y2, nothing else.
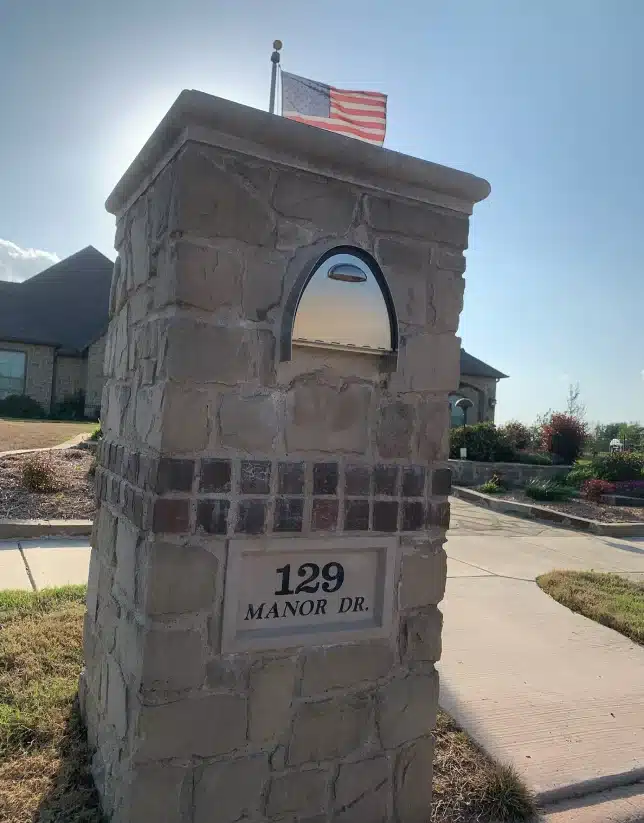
537,571,644,645
432,711,534,822
0,420,96,453
0,587,534,823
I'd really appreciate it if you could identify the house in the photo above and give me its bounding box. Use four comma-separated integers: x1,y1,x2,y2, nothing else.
0,246,112,419
0,246,508,422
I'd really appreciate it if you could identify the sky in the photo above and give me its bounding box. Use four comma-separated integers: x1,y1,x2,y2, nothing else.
0,0,642,425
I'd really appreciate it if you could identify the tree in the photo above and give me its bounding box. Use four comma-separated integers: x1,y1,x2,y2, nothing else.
565,383,586,420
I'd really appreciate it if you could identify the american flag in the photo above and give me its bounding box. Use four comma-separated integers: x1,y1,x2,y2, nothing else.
281,71,386,146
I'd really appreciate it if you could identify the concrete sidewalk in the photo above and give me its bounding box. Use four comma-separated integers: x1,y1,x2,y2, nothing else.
442,499,644,818
0,537,90,590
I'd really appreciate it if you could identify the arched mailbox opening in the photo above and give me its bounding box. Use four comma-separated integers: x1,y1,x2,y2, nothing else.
280,246,398,362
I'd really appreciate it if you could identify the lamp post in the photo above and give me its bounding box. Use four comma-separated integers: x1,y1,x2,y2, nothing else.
455,397,474,460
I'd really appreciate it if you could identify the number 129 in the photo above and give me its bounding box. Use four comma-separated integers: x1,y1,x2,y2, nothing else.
275,562,344,595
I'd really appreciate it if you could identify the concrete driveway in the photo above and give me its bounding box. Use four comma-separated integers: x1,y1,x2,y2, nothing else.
441,498,644,811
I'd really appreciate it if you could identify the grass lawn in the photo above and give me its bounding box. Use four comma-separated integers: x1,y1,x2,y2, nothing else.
0,588,534,823
0,419,96,452
538,571,644,645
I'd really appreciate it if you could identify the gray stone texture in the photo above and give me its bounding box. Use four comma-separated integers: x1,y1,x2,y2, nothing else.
84,90,488,823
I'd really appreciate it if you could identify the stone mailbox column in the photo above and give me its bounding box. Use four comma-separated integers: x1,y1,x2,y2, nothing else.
81,90,490,823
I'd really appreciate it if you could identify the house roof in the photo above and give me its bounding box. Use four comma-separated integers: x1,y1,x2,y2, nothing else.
460,349,508,379
0,246,113,354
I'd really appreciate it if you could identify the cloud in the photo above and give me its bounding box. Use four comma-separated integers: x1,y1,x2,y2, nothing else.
0,238,60,282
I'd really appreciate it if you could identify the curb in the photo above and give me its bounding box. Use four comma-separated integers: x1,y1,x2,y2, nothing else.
0,519,93,539
536,767,644,807
0,432,96,458
452,486,644,538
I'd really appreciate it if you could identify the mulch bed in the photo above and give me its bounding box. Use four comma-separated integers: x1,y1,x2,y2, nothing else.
496,490,644,523
0,450,96,521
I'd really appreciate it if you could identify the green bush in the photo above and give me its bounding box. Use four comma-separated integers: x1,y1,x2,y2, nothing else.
516,452,553,466
88,425,102,441
479,472,507,494
524,479,573,502
590,452,644,482
50,390,86,421
450,423,516,463
499,420,532,451
0,394,45,419
566,464,595,488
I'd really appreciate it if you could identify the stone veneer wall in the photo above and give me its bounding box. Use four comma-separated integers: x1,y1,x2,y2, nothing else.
85,335,106,419
53,354,85,403
0,339,55,411
450,459,570,488
81,92,489,823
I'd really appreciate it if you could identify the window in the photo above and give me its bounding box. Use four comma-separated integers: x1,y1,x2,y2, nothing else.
0,350,26,398
449,394,465,428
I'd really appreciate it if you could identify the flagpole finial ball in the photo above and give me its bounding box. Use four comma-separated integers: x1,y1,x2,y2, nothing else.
273,40,283,50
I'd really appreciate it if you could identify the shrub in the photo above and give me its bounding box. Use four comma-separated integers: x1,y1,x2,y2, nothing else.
499,420,532,451
21,455,59,492
613,479,644,498
516,451,553,466
450,423,516,463
479,472,506,494
0,394,45,419
524,478,573,502
50,390,86,421
590,452,644,482
89,425,102,441
541,414,587,464
582,479,616,502
566,464,595,488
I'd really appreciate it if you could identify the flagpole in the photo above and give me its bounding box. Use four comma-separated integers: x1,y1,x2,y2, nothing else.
269,39,282,114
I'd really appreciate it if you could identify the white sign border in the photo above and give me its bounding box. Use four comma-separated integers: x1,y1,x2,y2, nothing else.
221,535,399,653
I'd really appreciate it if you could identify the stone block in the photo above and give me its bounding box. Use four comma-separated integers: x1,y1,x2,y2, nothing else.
333,757,389,823
286,382,371,454
165,320,275,386
164,240,243,312
375,237,427,271
435,246,466,273
401,608,443,663
219,392,280,452
429,271,465,334
172,146,276,246
114,518,140,603
375,400,414,459
194,755,269,823
399,548,447,609
394,736,434,823
105,654,127,739
93,504,117,566
432,467,452,496
289,694,374,765
152,498,190,533
377,673,438,749
155,458,195,493
367,196,469,249
160,383,210,453
135,693,246,760
301,643,394,696
393,332,461,393
142,540,218,615
128,763,191,823
267,768,329,818
242,247,287,321
273,170,357,233
248,657,297,743
141,627,205,690
416,397,450,462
